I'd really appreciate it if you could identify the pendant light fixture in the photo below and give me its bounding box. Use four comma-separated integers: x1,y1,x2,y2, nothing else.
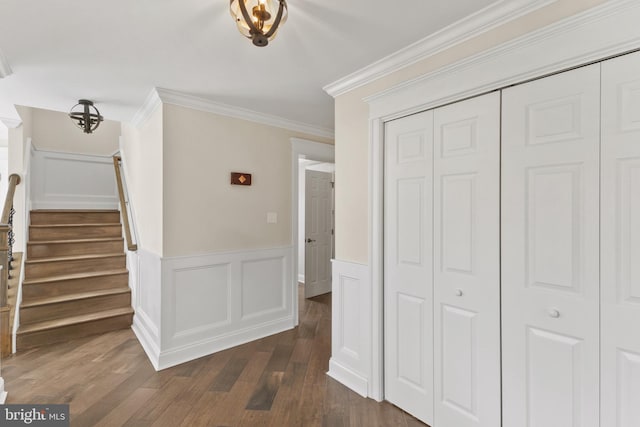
69,99,103,134
230,0,287,47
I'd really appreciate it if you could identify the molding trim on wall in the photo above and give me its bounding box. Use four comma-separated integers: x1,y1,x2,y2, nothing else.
0,49,12,79
329,259,372,398
365,0,640,120
0,377,7,404
0,117,22,128
130,88,162,129
155,88,335,139
156,246,294,370
322,0,556,97
131,248,162,369
157,316,293,370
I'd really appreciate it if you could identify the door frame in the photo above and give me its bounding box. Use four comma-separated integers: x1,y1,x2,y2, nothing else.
291,138,334,325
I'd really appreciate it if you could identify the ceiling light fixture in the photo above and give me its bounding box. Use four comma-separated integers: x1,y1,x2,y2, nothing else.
230,0,287,47
69,99,103,134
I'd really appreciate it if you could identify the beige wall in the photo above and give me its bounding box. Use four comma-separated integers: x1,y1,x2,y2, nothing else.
120,106,164,256
333,0,609,264
30,107,120,156
162,103,333,257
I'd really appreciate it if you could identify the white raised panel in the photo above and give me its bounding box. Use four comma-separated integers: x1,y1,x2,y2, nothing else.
526,164,581,292
441,118,478,157
620,81,640,131
157,247,293,370
617,349,640,426
397,133,426,162
602,51,640,427
441,305,478,420
340,275,360,359
397,293,425,388
241,257,285,318
174,264,230,335
526,96,582,145
502,64,600,427
526,327,583,427
441,174,475,274
329,260,371,397
617,158,640,304
397,178,424,266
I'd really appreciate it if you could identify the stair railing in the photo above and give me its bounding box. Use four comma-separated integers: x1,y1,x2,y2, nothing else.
1,174,21,356
112,156,137,252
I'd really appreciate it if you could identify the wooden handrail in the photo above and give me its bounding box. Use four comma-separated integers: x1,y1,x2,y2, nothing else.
113,156,137,251
1,174,21,224
1,173,21,356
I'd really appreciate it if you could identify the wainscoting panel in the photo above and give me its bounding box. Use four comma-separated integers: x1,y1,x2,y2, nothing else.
31,149,118,210
158,246,294,369
328,259,371,397
131,249,162,370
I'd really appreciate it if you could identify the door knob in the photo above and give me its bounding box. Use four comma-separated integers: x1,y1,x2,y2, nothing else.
306,238,316,243
455,289,463,297
548,308,560,318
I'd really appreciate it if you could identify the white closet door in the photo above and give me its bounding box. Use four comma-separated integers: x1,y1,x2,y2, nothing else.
433,92,501,427
501,64,601,427
384,110,434,425
601,51,640,427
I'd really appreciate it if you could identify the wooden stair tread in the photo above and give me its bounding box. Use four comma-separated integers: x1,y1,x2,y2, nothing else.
30,223,121,228
25,253,124,264
18,307,134,334
31,209,119,212
28,237,123,245
22,287,131,308
23,269,128,285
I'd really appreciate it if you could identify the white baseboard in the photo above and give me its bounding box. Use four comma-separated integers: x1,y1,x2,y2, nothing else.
328,358,368,397
0,377,7,403
298,274,305,284
132,314,161,370
157,316,294,370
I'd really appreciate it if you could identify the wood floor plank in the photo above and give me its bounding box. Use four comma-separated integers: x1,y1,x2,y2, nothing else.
3,285,428,427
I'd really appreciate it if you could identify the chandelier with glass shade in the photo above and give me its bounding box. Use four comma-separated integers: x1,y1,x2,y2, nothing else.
230,0,288,47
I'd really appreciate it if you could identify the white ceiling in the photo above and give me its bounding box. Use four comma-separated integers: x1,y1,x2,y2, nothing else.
0,0,498,134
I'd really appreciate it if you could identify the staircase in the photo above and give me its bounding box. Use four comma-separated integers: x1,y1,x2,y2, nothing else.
17,210,134,350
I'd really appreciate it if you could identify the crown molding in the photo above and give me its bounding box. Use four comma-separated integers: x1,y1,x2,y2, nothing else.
154,88,335,139
365,0,640,119
130,88,162,129
0,117,22,128
323,0,556,98
0,49,12,79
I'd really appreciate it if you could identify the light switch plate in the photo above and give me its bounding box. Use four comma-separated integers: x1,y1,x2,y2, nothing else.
267,212,277,224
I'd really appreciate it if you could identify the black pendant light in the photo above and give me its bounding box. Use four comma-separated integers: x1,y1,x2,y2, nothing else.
230,0,288,47
69,99,103,134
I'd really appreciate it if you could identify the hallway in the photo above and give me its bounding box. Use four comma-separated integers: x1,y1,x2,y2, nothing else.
2,287,425,426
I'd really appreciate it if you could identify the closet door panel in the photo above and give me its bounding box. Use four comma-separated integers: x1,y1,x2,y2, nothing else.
433,92,501,427
384,110,434,425
501,64,600,427
601,51,640,427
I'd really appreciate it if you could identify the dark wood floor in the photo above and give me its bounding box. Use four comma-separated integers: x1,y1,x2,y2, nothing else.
2,286,427,427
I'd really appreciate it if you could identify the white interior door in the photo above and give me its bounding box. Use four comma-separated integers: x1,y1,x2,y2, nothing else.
501,64,601,427
304,169,332,298
433,92,501,427
384,110,434,425
601,51,640,427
